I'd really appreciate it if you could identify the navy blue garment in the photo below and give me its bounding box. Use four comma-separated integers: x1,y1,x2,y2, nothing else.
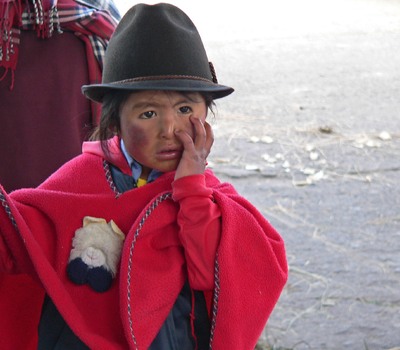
38,164,211,349
149,281,211,350
38,295,89,350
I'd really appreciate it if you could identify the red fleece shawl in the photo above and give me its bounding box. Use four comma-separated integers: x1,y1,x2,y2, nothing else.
0,140,288,350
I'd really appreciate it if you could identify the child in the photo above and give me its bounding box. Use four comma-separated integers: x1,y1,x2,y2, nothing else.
0,3,287,350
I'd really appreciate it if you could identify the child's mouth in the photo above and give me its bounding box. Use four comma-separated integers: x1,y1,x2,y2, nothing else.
156,148,182,160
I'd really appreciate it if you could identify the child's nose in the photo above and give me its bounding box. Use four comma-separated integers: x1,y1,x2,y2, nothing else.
159,112,176,138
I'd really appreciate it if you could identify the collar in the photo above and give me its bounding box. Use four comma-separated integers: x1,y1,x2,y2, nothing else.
120,140,162,183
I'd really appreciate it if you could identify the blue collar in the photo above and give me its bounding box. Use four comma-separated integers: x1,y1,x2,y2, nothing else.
120,139,162,183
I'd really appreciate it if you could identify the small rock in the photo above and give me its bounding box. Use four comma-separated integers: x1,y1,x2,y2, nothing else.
302,167,316,175
305,143,315,152
365,139,381,148
245,164,260,171
249,136,260,143
378,131,391,141
309,151,319,160
261,154,277,163
260,135,274,144
319,126,334,134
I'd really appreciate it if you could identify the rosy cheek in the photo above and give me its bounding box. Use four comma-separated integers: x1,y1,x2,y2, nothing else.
123,125,149,152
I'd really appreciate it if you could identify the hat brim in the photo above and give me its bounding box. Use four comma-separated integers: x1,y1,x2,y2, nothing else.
82,79,234,103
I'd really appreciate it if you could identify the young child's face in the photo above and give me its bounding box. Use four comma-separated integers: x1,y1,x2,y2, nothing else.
119,90,208,177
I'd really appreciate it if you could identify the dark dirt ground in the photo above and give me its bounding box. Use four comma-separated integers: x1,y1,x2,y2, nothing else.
202,0,400,349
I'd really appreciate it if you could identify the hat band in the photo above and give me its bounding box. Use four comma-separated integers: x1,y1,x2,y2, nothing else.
108,74,214,85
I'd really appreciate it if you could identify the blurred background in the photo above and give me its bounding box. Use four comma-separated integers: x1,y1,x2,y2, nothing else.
114,1,400,349
114,0,400,133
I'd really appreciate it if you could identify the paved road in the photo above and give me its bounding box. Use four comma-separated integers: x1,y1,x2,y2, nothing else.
202,0,400,349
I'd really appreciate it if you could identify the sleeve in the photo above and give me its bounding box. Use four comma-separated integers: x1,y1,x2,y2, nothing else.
172,174,221,291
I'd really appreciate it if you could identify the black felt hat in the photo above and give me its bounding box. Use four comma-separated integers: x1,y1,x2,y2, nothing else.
82,3,234,102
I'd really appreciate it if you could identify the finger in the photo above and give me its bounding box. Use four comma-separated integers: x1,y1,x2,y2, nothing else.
174,129,194,150
203,121,214,156
190,116,206,147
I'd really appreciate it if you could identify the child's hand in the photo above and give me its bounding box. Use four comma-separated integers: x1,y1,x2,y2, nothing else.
174,116,214,180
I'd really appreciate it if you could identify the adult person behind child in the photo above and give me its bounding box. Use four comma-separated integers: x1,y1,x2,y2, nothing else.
0,0,120,191
0,3,287,349
0,0,119,348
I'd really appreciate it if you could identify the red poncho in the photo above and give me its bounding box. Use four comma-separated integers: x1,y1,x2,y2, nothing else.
0,139,287,349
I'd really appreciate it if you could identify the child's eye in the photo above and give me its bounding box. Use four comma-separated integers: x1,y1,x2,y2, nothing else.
140,111,156,119
179,106,192,114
